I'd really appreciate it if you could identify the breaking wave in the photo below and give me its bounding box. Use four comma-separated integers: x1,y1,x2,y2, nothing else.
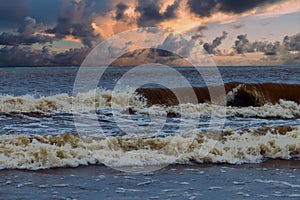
0,126,299,170
226,83,300,107
1,82,300,119
137,82,300,107
158,99,300,119
0,89,147,113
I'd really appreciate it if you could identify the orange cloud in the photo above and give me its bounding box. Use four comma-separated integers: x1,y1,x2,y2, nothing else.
64,35,82,43
91,0,299,39
92,1,139,39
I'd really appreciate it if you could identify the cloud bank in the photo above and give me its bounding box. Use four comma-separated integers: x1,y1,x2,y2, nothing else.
0,0,298,66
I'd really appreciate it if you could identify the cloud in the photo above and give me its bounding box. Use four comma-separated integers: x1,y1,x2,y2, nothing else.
0,0,298,66
115,3,129,21
0,32,54,46
46,0,102,48
187,0,283,17
234,34,249,54
0,45,52,66
218,0,283,14
136,0,180,27
191,25,207,42
283,33,300,51
223,33,300,65
233,34,280,55
203,31,228,54
0,17,54,46
187,0,216,17
265,33,300,64
18,16,38,35
0,45,90,66
157,32,199,57
1,32,299,66
233,33,300,56
51,47,90,66
255,0,300,18
230,23,245,29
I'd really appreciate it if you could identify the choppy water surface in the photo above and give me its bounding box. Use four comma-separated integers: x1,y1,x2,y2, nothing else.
0,66,299,199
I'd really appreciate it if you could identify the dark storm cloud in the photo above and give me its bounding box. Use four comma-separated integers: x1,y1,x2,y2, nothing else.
0,45,51,66
46,0,101,48
203,31,228,54
136,0,180,26
233,34,280,55
51,47,90,66
246,40,279,54
115,3,129,21
164,0,180,19
261,34,300,65
234,34,249,54
187,0,283,17
0,32,53,46
218,0,281,13
263,42,280,55
1,32,299,66
0,0,297,66
233,33,299,56
18,16,38,35
187,0,216,17
0,45,90,66
283,33,300,51
0,0,108,47
136,0,164,26
47,17,100,47
0,17,54,46
0,0,110,68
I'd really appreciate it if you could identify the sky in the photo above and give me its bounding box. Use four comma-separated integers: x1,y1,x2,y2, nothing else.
0,0,299,66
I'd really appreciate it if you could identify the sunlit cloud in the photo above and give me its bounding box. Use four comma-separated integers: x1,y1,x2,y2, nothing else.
255,0,300,18
64,35,82,43
0,0,299,66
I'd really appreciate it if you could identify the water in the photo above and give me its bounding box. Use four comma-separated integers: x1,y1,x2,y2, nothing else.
1,66,299,136
1,66,299,96
0,66,299,199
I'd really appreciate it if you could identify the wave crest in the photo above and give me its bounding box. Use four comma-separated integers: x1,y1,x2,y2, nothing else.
0,89,147,113
0,126,299,170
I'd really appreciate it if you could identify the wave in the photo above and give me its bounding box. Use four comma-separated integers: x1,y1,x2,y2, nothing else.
0,126,299,170
137,82,300,107
2,82,299,113
0,89,146,113
1,90,300,119
226,83,300,107
157,99,300,119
